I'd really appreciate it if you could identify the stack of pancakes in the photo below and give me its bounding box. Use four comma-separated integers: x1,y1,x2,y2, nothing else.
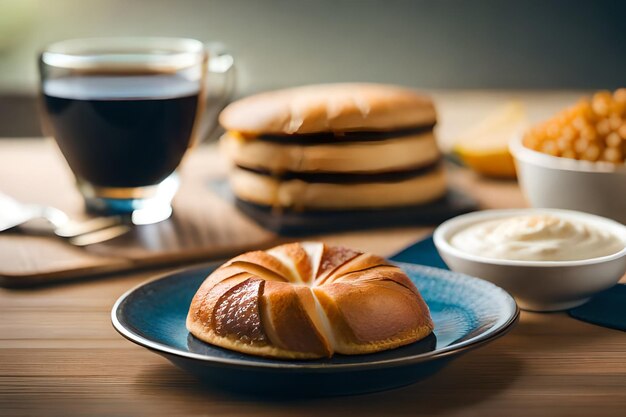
219,83,446,211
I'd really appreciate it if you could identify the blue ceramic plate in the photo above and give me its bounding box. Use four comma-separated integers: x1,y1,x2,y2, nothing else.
112,262,518,396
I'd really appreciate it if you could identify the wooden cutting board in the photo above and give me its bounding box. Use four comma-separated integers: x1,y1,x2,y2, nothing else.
0,139,280,287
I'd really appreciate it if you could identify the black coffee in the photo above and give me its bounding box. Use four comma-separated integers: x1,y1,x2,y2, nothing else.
42,75,200,188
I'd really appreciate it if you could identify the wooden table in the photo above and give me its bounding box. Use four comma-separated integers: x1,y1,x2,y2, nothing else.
2,91,625,417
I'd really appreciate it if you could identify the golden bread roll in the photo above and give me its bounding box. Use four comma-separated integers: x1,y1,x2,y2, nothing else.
218,83,446,211
187,242,434,359
219,83,436,135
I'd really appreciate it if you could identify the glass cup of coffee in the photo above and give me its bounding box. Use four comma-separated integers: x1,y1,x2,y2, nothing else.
38,37,234,223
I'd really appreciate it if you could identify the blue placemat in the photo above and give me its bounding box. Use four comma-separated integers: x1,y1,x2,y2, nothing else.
568,285,626,331
389,235,449,270
391,235,626,331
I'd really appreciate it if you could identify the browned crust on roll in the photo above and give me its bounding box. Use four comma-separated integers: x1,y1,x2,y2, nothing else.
186,242,434,359
219,83,436,135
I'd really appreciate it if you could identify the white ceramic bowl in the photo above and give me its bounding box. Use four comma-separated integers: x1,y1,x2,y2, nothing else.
433,208,626,312
510,134,626,224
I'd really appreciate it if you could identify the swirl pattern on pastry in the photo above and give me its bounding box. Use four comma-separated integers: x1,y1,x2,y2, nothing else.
186,242,434,359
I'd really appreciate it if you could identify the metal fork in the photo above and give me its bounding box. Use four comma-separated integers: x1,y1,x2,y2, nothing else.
0,192,130,246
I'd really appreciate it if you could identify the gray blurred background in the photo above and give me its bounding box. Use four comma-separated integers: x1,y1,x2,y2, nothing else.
0,0,625,136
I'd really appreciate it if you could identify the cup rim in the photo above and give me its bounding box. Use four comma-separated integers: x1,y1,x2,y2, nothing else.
433,208,626,268
509,133,626,174
41,37,206,71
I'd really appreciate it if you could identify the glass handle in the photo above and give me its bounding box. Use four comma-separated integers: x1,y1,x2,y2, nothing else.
201,42,236,142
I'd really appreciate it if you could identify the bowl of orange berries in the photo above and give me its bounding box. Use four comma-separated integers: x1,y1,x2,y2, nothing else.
510,89,626,223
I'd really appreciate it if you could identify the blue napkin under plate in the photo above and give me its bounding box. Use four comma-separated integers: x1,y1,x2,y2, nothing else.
568,286,626,331
391,235,626,331
389,235,449,270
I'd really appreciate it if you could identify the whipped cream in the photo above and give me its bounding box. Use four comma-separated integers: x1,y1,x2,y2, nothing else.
450,214,624,261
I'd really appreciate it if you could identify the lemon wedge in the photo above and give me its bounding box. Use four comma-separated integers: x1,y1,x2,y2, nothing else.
453,102,528,178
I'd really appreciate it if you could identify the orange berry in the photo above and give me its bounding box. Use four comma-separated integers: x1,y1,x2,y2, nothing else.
602,147,622,162
596,119,611,136
556,136,572,151
609,115,623,131
580,126,598,141
614,88,626,103
561,125,576,141
572,116,588,131
606,132,622,148
582,144,601,161
574,137,589,153
592,91,612,117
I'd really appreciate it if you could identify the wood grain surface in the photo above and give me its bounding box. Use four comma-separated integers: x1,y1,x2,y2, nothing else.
0,139,278,286
1,91,625,417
